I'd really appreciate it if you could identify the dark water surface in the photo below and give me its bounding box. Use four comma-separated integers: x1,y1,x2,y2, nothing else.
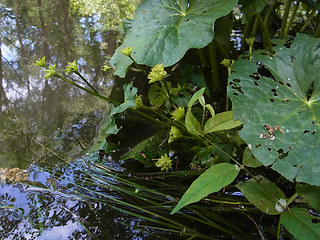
0,1,144,239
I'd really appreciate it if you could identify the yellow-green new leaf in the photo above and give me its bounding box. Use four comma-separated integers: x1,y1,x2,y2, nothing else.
204,111,242,133
171,163,240,214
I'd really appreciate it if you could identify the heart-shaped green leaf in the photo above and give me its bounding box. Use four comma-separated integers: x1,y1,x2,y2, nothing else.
110,0,238,77
228,34,320,186
280,207,320,240
171,163,240,214
237,176,287,215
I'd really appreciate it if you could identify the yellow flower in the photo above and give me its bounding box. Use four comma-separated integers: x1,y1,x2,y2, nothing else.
65,60,78,74
147,63,167,83
155,154,172,171
171,106,185,121
168,126,182,143
120,47,133,56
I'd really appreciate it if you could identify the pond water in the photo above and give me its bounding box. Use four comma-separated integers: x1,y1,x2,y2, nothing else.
0,1,146,239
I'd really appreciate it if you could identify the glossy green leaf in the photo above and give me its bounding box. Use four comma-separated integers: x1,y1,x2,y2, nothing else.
281,207,320,240
237,176,286,215
171,163,240,214
204,111,242,133
185,109,202,136
111,82,137,115
110,0,238,77
296,183,320,210
228,34,320,186
242,146,263,168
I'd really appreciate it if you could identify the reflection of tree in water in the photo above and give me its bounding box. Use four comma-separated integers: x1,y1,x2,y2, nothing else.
0,0,123,169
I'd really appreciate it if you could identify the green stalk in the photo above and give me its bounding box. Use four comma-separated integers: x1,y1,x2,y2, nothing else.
208,41,221,91
264,0,279,25
241,16,254,51
300,1,320,32
51,69,175,129
128,55,148,76
287,192,298,205
280,0,294,39
277,218,281,240
314,25,320,37
161,80,176,108
196,48,208,66
283,0,301,38
257,13,274,53
75,71,99,94
251,15,259,38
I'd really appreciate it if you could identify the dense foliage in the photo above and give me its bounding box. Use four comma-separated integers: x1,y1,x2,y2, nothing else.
37,0,320,239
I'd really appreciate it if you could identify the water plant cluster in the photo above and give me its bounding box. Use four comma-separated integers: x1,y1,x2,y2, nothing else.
36,0,320,239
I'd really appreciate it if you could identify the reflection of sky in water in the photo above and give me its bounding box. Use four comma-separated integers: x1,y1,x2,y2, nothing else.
40,220,80,240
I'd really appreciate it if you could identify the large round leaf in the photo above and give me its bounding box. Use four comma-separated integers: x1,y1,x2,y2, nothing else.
110,0,238,77
228,34,320,186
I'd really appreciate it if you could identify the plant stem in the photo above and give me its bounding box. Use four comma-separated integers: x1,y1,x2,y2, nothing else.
300,1,320,32
264,0,279,25
75,71,99,94
287,192,298,205
280,0,293,39
128,55,148,76
277,218,281,240
283,0,301,38
208,41,221,91
314,25,320,37
251,15,259,38
162,80,176,108
196,49,208,66
257,13,274,53
241,16,254,51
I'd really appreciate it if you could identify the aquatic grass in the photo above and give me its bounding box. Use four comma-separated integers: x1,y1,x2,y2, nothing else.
29,158,247,238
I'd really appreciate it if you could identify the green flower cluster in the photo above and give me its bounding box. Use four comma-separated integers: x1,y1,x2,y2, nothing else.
44,64,58,80
168,126,182,143
35,57,46,68
155,154,172,171
171,106,185,121
134,95,144,108
147,63,167,83
220,59,234,68
65,60,79,74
